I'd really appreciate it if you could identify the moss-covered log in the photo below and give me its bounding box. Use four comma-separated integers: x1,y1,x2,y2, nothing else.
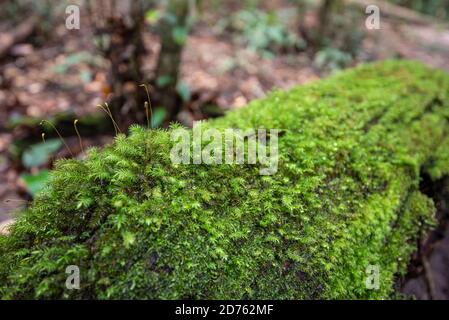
1,61,449,299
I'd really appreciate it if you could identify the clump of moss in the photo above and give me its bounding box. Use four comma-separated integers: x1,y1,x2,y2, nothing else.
1,60,448,299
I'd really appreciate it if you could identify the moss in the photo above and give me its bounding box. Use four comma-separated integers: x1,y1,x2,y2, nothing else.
1,60,449,299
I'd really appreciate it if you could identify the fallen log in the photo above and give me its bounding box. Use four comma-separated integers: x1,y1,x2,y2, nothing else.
0,60,448,299
346,0,447,27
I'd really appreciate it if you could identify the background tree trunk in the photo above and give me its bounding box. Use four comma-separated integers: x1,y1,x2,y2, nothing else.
88,0,150,129
153,0,190,124
316,0,342,46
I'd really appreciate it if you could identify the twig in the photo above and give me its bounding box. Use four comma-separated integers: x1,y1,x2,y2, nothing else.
0,16,38,59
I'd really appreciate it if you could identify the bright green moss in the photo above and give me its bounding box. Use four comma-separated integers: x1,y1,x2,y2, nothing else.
1,60,448,299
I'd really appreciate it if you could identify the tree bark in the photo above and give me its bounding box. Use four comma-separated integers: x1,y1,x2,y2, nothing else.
316,0,343,46
154,0,190,124
88,0,149,129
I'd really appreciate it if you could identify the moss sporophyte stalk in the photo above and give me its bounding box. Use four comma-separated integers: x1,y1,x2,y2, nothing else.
0,61,448,299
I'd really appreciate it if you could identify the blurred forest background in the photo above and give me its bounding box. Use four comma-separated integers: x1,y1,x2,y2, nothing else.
1,0,449,298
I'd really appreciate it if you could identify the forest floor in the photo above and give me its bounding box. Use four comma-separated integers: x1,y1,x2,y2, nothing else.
0,0,448,299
